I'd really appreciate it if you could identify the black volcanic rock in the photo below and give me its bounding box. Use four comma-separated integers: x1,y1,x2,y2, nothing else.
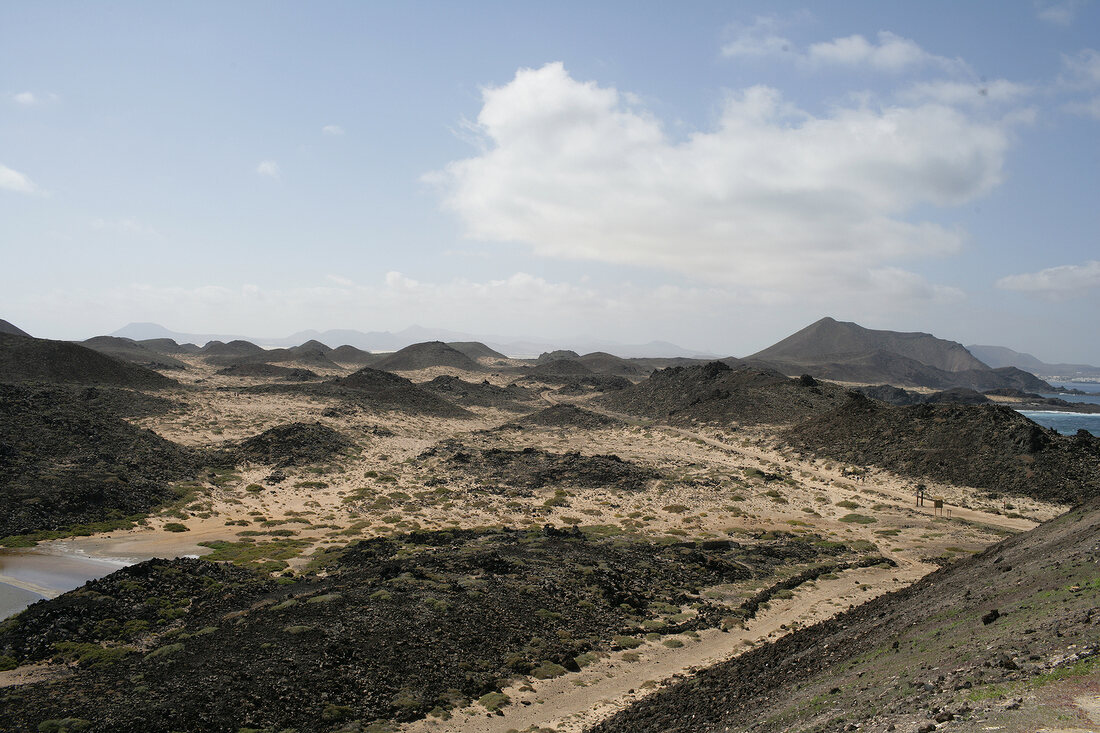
600,361,849,426
215,363,320,381
513,404,625,430
227,422,355,468
786,394,1100,504
420,375,535,410
537,349,581,363
529,358,593,377
0,333,177,389
0,383,199,537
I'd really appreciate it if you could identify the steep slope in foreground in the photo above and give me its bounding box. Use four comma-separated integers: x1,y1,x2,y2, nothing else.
0,332,177,389
785,393,1100,504
751,317,989,373
0,318,31,337
600,361,850,426
592,499,1100,733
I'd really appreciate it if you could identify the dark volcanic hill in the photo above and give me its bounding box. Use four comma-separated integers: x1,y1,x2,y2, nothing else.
446,341,508,361
372,341,482,372
200,339,265,357
752,317,988,372
785,393,1100,504
600,361,849,426
513,404,625,430
0,333,177,389
577,352,647,377
0,383,200,537
746,318,1051,392
968,343,1100,379
82,336,189,370
0,318,30,337
591,499,1100,733
227,422,355,468
529,358,593,377
329,344,378,365
853,384,990,406
215,363,320,381
256,367,472,418
138,338,201,355
420,375,535,410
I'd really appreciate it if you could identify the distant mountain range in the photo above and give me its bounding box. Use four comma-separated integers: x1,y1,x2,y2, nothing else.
107,322,713,359
966,344,1100,380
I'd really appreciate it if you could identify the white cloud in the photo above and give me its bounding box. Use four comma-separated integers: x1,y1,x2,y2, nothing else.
1065,96,1100,118
90,217,160,237
429,62,1012,300
997,260,1100,295
721,16,793,58
807,31,964,73
11,91,59,106
1036,0,1086,25
322,124,345,136
1060,48,1100,88
256,160,280,179
326,274,354,286
0,162,39,194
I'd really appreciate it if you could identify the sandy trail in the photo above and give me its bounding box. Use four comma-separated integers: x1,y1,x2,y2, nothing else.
402,559,929,733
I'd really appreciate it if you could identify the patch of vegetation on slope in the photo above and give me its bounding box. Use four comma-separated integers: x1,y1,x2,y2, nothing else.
0,528,882,732
0,384,202,539
600,361,849,426
591,499,1100,733
785,393,1100,504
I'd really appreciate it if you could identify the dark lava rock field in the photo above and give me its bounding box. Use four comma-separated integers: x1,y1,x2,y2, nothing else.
0,527,880,732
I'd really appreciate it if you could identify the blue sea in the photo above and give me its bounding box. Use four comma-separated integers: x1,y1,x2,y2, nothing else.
1018,381,1100,435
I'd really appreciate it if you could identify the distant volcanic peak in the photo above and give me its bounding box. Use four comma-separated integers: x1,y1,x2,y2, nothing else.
373,341,482,372
752,317,987,374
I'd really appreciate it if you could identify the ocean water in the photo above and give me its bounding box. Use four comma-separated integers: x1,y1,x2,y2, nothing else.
1018,410,1100,436
0,551,132,619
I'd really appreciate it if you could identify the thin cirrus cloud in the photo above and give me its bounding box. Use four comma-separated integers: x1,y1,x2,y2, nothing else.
0,162,39,194
11,91,58,106
256,160,281,179
997,260,1100,296
722,20,963,74
322,124,345,136
1036,0,1087,26
427,62,1012,302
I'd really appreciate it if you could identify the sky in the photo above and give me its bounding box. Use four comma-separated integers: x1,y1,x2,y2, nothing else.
2,1,1099,362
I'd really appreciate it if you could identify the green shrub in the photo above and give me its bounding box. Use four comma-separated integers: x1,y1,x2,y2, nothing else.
612,635,643,649
0,654,18,671
838,513,876,524
37,719,92,733
478,691,510,711
163,523,189,533
531,661,568,679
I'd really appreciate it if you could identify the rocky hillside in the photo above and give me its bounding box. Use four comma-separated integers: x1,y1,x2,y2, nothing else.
0,528,876,732
591,498,1100,732
600,361,849,426
0,318,31,337
0,383,200,537
0,333,177,389
785,393,1100,504
82,336,188,370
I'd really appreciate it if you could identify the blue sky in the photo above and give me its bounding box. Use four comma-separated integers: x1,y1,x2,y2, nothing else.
2,1,1099,361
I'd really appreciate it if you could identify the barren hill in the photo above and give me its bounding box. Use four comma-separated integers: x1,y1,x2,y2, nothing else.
82,336,188,370
138,338,201,355
269,366,474,417
200,339,265,357
600,361,849,425
785,393,1100,504
752,317,988,373
446,341,507,361
0,318,30,337
577,352,647,377
330,344,377,365
592,498,1100,732
420,374,535,410
0,332,177,389
372,341,482,372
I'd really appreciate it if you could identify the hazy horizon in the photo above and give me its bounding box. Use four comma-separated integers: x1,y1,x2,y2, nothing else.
4,2,1099,362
